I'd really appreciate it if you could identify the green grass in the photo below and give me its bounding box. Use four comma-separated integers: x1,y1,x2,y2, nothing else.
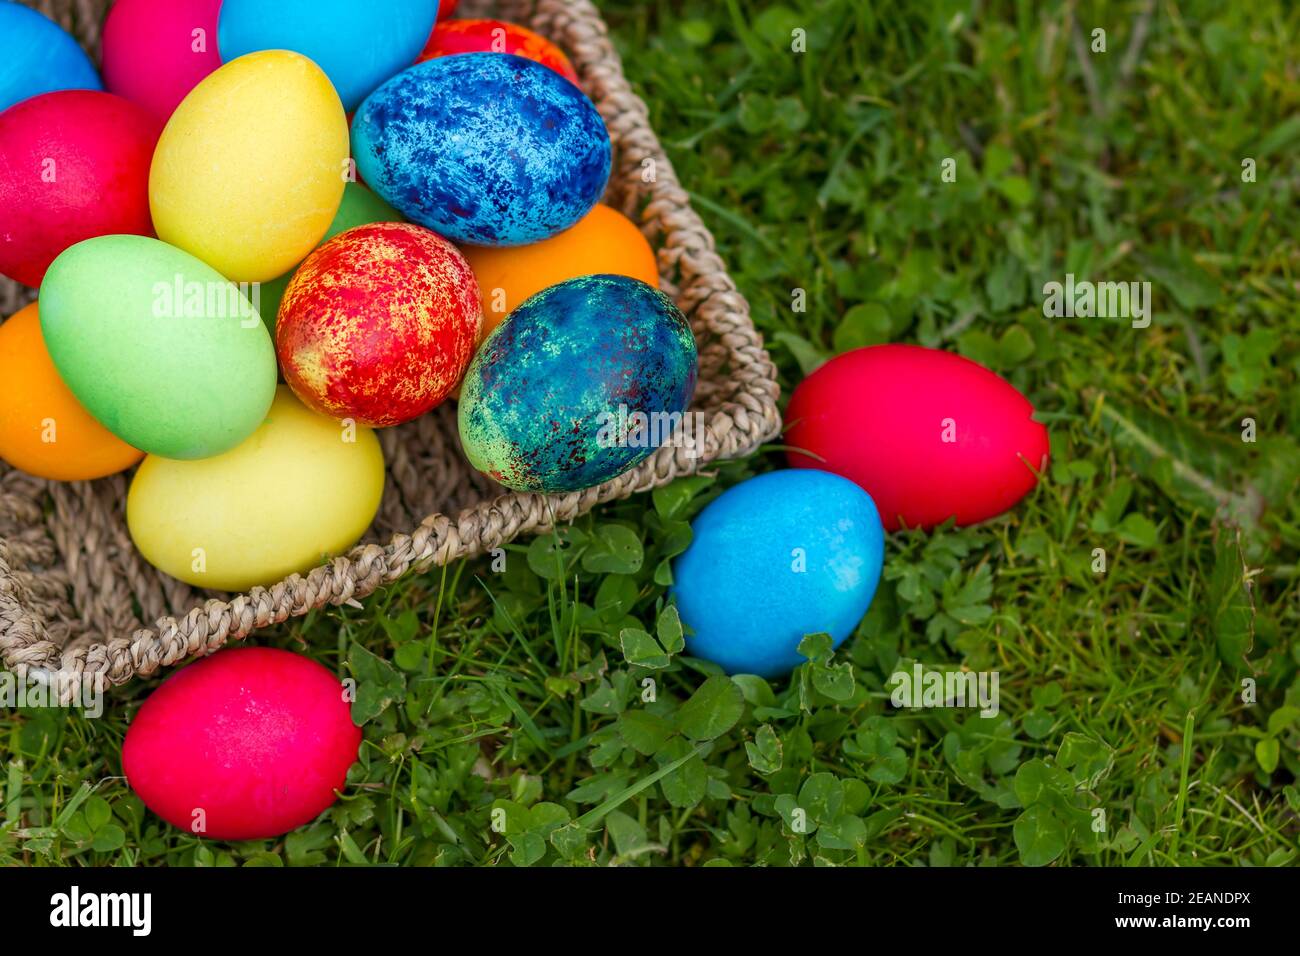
4,0,1299,866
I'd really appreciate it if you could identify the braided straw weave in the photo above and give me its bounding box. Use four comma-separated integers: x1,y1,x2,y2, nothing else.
0,0,781,703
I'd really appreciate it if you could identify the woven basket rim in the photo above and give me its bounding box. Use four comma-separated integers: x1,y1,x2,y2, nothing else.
0,0,782,701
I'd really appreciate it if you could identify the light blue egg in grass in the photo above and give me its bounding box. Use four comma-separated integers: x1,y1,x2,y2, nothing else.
671,470,886,679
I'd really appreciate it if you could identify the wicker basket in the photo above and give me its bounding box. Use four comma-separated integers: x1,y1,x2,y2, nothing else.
0,0,780,702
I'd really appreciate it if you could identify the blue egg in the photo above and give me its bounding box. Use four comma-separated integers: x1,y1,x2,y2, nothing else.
458,275,697,492
353,53,612,246
218,0,438,111
0,2,101,113
672,470,885,678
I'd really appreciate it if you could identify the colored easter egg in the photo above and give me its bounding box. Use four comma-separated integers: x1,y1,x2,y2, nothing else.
101,0,222,121
458,275,697,493
785,345,1050,531
326,182,405,235
127,387,384,590
672,470,885,678
0,3,101,114
0,90,159,287
122,647,361,840
256,182,406,334
353,53,611,246
438,0,459,20
38,235,276,460
277,223,480,427
419,19,580,86
218,0,438,111
461,204,659,341
0,303,143,481
149,50,349,283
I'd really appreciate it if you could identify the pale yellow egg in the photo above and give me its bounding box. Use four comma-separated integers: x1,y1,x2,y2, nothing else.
148,50,348,282
127,386,385,591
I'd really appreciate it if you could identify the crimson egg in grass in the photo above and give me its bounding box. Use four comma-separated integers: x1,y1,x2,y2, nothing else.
785,344,1050,531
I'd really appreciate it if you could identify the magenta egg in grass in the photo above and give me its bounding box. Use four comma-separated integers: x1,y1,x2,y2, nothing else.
122,647,361,840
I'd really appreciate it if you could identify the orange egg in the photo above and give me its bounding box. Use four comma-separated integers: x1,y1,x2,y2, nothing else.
0,303,144,480
461,203,660,341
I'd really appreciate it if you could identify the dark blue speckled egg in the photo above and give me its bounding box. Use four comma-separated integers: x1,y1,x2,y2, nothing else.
458,275,698,493
352,53,612,246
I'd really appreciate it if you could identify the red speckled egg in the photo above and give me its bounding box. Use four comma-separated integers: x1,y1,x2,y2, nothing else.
418,18,580,86
0,90,160,287
785,344,1050,531
122,647,360,841
277,222,481,427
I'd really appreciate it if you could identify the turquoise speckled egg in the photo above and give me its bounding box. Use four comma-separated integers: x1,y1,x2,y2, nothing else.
458,275,697,492
352,53,611,246
672,470,886,678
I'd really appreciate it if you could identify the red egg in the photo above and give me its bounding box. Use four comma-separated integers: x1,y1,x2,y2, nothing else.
122,647,361,841
277,222,481,427
785,345,1050,531
0,90,160,287
437,0,459,21
418,18,580,86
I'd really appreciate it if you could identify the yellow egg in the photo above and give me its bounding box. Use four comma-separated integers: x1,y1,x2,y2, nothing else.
148,50,349,282
127,386,385,591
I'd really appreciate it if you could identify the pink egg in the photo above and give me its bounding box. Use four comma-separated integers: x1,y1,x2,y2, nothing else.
785,344,1050,531
101,0,222,122
0,90,160,288
122,647,361,841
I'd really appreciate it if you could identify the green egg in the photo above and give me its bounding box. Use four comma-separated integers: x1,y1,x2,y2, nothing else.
330,181,406,235
39,235,277,460
256,182,405,333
